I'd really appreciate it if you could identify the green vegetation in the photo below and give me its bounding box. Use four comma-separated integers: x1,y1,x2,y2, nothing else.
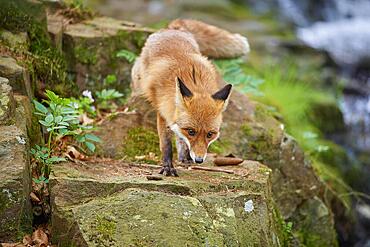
32,90,101,181
116,49,137,64
95,88,124,111
214,58,263,96
122,127,160,163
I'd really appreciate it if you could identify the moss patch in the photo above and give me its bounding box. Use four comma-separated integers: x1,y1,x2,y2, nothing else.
74,45,97,65
122,127,160,163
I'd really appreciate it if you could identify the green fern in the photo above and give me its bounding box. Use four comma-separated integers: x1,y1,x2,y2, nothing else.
116,49,137,63
213,58,264,96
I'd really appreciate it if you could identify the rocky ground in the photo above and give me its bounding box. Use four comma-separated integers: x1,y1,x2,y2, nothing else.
0,0,343,246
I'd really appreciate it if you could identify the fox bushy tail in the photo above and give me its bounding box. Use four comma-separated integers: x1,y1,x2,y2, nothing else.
168,19,250,59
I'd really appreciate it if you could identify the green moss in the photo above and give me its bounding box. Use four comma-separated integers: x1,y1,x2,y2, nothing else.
240,121,280,164
122,127,160,163
208,139,230,154
130,31,148,48
95,215,116,239
0,0,75,96
74,45,98,65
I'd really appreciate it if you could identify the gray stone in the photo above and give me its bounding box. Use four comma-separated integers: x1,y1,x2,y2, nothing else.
0,77,15,125
0,56,32,98
0,125,32,241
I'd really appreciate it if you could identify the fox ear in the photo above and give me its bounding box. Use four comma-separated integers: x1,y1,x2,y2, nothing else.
212,84,232,111
175,77,193,107
177,77,193,98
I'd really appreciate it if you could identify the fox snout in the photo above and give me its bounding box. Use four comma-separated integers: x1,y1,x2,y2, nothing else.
189,148,207,164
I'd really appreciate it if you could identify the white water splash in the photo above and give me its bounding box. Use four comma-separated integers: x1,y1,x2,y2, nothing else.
298,18,370,66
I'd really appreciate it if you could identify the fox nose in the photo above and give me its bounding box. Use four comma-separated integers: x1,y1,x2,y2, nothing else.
195,157,204,164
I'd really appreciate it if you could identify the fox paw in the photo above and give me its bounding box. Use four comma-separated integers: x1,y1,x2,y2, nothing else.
159,166,178,177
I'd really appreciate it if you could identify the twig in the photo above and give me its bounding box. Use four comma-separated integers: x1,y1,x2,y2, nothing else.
189,166,234,174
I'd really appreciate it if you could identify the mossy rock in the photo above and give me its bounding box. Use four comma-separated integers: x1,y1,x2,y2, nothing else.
109,91,337,246
0,77,16,125
54,15,154,94
0,56,32,98
50,160,283,246
0,125,32,241
309,99,346,134
290,197,338,247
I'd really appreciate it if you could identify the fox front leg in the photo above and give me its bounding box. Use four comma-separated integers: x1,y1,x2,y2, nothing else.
157,113,178,176
176,137,192,164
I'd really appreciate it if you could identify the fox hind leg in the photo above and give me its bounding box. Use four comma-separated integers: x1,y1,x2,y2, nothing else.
176,138,192,164
157,113,178,176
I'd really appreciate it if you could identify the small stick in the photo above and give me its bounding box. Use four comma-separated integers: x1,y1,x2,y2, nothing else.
189,166,234,174
129,163,162,169
146,175,163,181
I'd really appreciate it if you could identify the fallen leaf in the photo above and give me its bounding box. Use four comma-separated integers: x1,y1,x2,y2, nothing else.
1,244,26,247
65,145,86,160
22,235,32,245
214,157,243,166
30,192,41,203
79,113,94,125
32,229,48,247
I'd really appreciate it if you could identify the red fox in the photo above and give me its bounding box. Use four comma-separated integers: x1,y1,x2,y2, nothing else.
132,19,249,176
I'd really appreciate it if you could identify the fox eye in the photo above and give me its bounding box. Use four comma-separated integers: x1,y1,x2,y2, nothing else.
187,129,196,136
207,132,213,138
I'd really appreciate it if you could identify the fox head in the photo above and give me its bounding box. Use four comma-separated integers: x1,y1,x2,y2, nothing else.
170,77,232,164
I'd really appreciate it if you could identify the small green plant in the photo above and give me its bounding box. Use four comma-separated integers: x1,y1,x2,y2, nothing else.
30,145,65,181
116,49,137,63
103,74,117,86
214,58,264,96
32,90,101,180
95,88,123,110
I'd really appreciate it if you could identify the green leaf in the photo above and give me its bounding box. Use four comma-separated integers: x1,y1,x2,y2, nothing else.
76,135,86,142
85,133,101,142
62,115,78,122
104,74,117,84
116,49,137,63
85,141,95,152
55,116,63,123
47,156,66,163
39,120,52,127
45,114,54,123
58,121,69,126
33,100,48,114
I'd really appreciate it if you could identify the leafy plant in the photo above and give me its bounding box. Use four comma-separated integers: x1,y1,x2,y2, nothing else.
30,145,65,181
103,74,117,86
116,49,137,63
32,90,101,180
214,58,264,96
95,88,123,110
35,90,101,152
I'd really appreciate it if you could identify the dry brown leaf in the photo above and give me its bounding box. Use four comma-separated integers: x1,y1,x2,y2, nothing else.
214,157,244,166
1,244,26,247
22,235,32,245
65,145,86,160
30,192,41,203
79,113,94,125
32,229,48,247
